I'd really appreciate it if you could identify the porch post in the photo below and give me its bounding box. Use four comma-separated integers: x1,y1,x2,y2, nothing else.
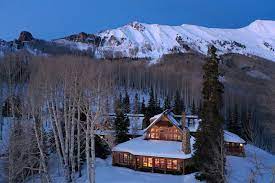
134,156,137,170
164,158,167,174
152,157,155,173
182,159,185,174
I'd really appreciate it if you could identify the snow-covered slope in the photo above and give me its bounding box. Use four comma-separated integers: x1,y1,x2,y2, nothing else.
57,20,275,61
1,20,275,61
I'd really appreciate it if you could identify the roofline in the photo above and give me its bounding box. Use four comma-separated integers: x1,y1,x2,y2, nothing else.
144,111,184,134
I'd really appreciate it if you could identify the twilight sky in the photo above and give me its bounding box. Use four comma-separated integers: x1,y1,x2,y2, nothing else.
0,0,274,40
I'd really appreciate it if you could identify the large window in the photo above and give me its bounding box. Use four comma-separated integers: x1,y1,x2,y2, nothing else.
148,158,153,167
160,158,165,169
155,158,160,168
167,159,172,169
143,157,148,167
167,159,178,170
119,153,129,164
148,125,182,141
172,160,178,170
142,157,153,168
149,127,160,139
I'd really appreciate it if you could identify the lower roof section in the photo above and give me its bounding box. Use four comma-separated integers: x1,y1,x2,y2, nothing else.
112,135,195,159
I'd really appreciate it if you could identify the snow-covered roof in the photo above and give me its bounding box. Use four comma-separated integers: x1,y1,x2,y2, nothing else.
224,130,246,144
112,135,195,159
145,110,182,133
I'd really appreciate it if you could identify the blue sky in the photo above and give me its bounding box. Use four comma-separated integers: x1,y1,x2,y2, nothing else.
0,0,274,40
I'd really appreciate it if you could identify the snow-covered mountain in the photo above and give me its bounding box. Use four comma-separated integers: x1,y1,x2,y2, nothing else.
55,20,275,61
1,20,275,61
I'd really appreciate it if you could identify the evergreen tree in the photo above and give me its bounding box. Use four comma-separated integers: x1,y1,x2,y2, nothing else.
141,98,146,115
147,87,156,117
197,100,202,118
114,93,123,113
227,106,234,132
173,90,183,115
155,94,162,114
114,109,130,144
123,90,130,114
191,99,196,115
133,93,140,114
163,96,171,110
143,87,158,128
228,104,242,136
193,46,225,182
243,108,253,142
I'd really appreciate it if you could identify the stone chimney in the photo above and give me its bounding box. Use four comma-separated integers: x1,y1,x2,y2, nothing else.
182,112,186,128
182,112,191,154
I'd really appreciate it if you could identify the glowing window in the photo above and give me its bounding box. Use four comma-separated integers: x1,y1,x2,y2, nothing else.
160,158,165,169
155,158,160,167
167,159,172,169
143,157,148,167
148,158,153,167
123,153,128,163
172,160,178,170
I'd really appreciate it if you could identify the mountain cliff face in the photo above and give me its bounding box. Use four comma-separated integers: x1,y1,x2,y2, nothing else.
0,20,275,61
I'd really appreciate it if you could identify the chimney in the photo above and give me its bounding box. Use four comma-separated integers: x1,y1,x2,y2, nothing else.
182,112,191,154
182,129,191,154
182,112,186,128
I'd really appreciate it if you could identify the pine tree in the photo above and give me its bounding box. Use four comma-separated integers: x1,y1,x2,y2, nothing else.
114,93,123,113
114,109,130,144
163,96,171,110
227,106,234,132
193,46,225,182
147,87,156,117
243,108,253,142
173,90,183,115
141,98,146,115
143,87,158,128
133,93,140,114
123,90,130,114
197,100,202,118
228,104,242,136
191,99,196,115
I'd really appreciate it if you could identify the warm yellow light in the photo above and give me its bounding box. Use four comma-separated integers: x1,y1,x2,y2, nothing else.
240,144,243,147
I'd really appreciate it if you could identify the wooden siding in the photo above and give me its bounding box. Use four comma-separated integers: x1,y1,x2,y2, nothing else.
112,151,191,174
225,142,245,156
145,120,182,141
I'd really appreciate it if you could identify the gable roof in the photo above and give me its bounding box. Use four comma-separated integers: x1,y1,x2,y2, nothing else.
144,110,183,133
224,130,246,144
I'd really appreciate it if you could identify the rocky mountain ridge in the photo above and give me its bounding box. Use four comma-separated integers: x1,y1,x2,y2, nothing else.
0,20,275,61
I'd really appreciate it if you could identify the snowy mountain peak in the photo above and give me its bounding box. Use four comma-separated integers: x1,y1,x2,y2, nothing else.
87,20,275,60
1,20,275,61
247,20,275,36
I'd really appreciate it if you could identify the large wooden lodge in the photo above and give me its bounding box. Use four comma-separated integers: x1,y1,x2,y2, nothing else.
111,110,246,175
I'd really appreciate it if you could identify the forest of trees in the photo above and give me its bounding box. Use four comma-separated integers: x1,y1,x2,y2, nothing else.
0,52,273,182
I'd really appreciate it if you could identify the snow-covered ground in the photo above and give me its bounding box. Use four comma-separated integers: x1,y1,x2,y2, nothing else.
23,144,274,183
227,145,275,183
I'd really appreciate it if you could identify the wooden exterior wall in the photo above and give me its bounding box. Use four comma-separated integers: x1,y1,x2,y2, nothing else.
225,142,245,156
112,151,192,174
145,120,182,141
